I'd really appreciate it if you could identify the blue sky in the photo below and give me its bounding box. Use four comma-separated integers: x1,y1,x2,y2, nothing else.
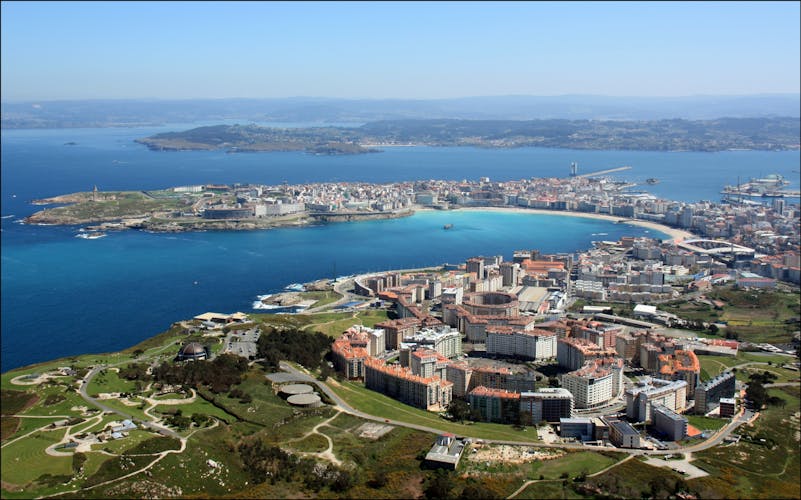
2,1,799,101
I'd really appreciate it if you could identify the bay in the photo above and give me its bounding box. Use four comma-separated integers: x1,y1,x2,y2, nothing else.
1,126,799,371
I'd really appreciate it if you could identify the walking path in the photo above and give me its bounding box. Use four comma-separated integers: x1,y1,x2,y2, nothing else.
286,410,344,466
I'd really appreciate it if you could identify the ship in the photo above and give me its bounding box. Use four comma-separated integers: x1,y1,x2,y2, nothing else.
75,232,107,239
443,224,453,230
645,178,659,185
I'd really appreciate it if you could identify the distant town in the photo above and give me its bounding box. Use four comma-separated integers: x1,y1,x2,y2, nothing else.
25,168,801,268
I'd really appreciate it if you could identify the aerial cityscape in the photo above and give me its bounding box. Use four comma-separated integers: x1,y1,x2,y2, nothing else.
1,2,799,499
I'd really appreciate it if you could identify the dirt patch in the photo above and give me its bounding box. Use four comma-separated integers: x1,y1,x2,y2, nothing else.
356,422,393,439
468,444,565,464
1,416,21,442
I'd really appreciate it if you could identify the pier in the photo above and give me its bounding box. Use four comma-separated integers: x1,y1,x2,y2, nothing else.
575,166,632,178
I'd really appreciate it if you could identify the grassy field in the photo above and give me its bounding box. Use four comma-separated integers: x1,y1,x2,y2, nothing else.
301,290,344,309
0,427,71,486
304,310,391,336
86,369,138,396
152,396,238,424
287,433,329,453
329,379,540,443
686,414,728,431
697,351,798,383
689,386,801,499
531,451,620,479
660,286,800,344
33,190,184,223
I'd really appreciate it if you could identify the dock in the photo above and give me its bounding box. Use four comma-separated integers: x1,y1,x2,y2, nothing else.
575,166,632,178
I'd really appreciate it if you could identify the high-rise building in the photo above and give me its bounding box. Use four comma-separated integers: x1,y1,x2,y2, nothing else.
468,386,521,424
695,371,736,414
520,388,574,424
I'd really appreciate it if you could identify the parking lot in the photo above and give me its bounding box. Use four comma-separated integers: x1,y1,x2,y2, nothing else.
223,328,261,359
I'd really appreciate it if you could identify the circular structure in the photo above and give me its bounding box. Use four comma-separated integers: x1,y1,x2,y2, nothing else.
176,342,207,361
279,383,314,398
287,393,322,408
462,291,519,317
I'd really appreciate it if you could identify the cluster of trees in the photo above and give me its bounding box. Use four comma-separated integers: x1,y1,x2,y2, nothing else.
423,471,499,499
119,363,150,381
152,353,249,393
257,328,332,371
161,409,211,430
745,370,785,409
238,438,355,493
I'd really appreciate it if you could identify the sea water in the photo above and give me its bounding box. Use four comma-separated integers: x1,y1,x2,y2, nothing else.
1,126,799,370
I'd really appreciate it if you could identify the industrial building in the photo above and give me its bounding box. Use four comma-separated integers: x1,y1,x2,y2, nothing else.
424,433,466,470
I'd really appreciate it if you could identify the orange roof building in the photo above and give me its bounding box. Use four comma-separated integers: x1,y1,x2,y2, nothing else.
364,357,452,411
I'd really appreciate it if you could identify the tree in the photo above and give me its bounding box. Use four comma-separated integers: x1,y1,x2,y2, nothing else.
447,399,470,423
425,470,455,499
746,380,768,409
459,483,497,499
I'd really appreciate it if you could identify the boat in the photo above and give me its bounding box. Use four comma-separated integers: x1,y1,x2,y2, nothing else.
645,178,659,185
443,224,453,230
75,232,107,239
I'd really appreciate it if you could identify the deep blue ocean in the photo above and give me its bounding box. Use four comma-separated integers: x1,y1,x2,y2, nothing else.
2,125,799,371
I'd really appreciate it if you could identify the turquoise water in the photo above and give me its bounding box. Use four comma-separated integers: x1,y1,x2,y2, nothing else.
1,126,798,371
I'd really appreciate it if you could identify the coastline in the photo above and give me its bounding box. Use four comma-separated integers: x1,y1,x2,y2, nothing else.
417,206,695,242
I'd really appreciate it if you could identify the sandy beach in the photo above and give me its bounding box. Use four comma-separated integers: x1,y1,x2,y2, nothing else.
414,206,695,242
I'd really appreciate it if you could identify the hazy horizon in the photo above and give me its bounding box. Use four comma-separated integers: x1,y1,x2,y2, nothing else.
3,92,801,105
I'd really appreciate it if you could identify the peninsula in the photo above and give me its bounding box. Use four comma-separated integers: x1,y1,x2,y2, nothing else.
22,175,801,268
135,117,801,153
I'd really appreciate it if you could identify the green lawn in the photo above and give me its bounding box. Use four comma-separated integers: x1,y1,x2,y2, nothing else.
152,396,239,424
697,351,798,383
686,415,728,431
301,290,344,309
329,379,539,443
287,433,329,453
0,427,71,486
530,451,620,480
85,369,138,397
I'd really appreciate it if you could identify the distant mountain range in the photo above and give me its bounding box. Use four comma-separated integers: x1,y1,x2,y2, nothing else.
1,94,799,129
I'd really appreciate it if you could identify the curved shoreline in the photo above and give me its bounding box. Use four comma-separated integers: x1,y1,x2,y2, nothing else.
417,206,695,242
